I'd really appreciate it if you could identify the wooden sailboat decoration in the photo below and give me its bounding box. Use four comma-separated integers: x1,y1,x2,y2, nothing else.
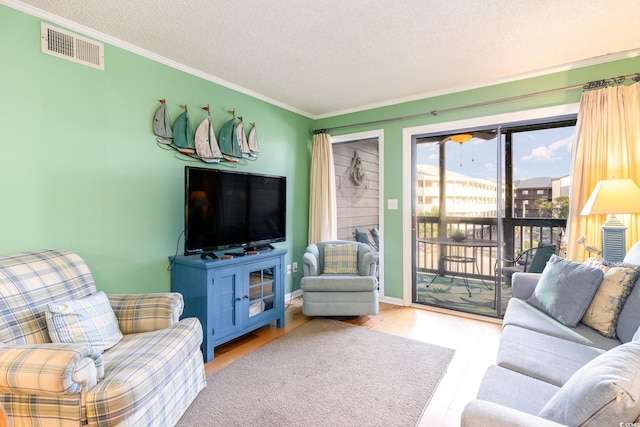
248,122,260,155
153,99,173,144
235,117,255,159
172,105,196,155
195,105,224,164
218,109,244,160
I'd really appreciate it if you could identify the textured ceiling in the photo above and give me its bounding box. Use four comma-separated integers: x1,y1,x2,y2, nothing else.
9,0,640,118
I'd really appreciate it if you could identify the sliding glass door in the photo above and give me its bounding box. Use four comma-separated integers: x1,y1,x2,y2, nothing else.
412,129,503,317
412,119,575,318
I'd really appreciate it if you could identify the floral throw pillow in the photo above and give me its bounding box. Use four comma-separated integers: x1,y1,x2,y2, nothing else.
582,258,640,338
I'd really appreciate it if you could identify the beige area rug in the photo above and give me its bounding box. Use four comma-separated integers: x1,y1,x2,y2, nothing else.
176,318,455,427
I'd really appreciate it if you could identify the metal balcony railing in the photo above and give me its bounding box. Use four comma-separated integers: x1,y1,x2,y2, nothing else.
415,216,567,281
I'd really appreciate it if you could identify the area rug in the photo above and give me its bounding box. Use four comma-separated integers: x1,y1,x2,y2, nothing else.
416,273,511,317
176,318,455,427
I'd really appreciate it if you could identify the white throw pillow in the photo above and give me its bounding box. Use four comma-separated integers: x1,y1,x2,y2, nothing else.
624,241,640,266
46,291,123,352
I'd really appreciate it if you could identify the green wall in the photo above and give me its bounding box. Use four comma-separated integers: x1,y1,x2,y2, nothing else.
315,56,640,300
2,4,639,303
0,5,312,294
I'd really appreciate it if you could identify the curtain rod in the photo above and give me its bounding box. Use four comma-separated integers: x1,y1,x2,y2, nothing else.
312,72,640,135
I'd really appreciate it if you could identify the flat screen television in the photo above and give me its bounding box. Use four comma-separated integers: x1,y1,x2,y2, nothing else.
184,166,286,256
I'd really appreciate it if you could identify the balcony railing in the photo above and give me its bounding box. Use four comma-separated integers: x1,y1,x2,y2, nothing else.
415,216,567,281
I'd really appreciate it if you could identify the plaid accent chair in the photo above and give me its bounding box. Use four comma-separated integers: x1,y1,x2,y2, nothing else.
300,240,379,316
0,249,206,427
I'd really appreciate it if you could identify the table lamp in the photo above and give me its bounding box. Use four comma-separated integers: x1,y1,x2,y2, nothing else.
580,178,640,262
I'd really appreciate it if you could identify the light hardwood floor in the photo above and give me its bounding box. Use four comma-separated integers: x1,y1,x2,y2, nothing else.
204,298,502,427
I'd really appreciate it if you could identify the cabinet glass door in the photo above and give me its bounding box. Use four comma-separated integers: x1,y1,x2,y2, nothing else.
248,267,274,317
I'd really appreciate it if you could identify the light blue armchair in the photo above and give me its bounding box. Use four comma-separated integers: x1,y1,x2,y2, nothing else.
300,240,379,316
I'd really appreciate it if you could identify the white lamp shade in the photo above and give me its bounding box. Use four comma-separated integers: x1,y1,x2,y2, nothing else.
580,178,640,215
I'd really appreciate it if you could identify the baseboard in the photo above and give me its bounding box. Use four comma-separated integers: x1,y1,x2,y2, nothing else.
379,295,405,306
285,289,303,302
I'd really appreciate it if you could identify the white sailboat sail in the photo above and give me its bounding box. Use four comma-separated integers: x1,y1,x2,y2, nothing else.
153,99,173,144
236,121,252,158
248,123,259,154
195,106,224,163
195,117,218,163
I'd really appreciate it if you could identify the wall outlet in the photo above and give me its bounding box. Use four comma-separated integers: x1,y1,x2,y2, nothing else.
286,264,292,275
292,261,298,273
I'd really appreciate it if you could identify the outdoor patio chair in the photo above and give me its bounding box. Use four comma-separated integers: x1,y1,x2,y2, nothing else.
500,243,558,286
369,227,380,251
353,228,376,250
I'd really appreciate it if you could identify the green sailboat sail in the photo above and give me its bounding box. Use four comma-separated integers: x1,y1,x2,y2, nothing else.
218,116,243,160
173,106,195,155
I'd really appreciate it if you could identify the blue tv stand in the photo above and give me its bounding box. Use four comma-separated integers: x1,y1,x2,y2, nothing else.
170,248,287,362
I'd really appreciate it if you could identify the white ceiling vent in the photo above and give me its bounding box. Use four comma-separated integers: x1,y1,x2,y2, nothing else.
41,22,104,70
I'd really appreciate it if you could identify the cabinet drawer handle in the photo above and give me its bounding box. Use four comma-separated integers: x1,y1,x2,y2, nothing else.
244,295,249,299
236,297,242,301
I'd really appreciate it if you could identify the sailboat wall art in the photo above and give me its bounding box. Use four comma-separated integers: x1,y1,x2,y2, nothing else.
248,122,259,155
153,99,173,144
194,105,224,164
152,101,259,165
218,110,244,161
172,105,196,155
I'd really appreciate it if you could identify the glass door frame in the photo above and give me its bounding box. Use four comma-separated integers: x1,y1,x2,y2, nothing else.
401,104,580,317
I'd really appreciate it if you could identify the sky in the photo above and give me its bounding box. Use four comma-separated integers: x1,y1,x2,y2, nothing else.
417,126,575,181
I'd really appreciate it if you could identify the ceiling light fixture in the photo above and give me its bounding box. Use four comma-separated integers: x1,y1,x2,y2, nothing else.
450,134,473,143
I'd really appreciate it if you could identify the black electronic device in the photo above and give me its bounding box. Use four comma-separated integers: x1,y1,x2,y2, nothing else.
184,166,286,256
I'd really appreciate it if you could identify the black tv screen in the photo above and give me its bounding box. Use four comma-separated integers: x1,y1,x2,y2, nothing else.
184,166,286,255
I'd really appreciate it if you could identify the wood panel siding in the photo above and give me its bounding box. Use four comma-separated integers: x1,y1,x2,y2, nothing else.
333,138,379,242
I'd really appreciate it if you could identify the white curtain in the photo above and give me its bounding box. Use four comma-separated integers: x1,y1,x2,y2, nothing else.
567,82,640,261
308,132,337,244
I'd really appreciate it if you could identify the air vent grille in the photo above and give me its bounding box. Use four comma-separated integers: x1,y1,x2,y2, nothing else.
41,23,104,70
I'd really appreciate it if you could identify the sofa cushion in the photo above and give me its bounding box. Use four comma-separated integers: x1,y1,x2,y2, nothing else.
539,341,640,426
323,243,358,274
476,365,560,416
89,317,203,427
527,255,603,327
300,275,378,292
498,325,605,386
503,298,620,350
581,259,640,338
46,291,123,351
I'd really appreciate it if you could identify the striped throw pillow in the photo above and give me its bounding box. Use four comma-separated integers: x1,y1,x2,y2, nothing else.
46,291,123,352
323,243,359,274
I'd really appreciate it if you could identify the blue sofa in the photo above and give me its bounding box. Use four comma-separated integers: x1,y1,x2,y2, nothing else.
462,243,640,426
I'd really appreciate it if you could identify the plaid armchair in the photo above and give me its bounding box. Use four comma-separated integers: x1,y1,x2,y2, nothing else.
0,249,206,427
